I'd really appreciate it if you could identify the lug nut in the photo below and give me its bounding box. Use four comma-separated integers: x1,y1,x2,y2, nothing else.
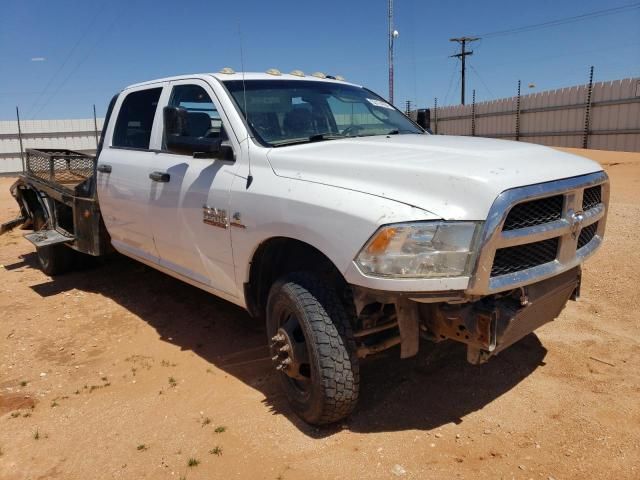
271,333,285,343
281,358,292,366
271,355,279,362
279,344,290,353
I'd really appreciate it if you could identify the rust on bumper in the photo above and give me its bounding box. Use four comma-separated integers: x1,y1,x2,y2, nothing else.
420,267,581,364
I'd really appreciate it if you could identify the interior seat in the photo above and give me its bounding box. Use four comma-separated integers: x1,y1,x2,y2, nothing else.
283,108,315,138
186,111,212,138
250,112,281,141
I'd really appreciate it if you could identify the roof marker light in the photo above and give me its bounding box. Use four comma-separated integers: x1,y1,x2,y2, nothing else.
311,72,326,79
335,75,346,81
290,70,305,77
266,68,282,76
219,67,235,74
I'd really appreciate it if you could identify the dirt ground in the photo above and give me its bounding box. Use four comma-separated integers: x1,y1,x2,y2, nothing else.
1,147,639,480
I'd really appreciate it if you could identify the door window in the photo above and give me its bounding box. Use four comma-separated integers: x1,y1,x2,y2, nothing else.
165,84,224,151
112,87,162,149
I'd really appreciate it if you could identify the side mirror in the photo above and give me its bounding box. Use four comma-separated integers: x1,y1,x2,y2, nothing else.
164,105,188,137
416,108,431,131
163,106,234,161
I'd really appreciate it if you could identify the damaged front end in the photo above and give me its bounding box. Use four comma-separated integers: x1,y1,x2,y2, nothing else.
419,267,580,364
350,266,581,365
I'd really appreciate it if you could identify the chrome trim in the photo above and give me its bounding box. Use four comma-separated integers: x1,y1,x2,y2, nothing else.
466,171,609,295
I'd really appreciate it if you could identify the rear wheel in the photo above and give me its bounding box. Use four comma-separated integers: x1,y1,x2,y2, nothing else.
266,272,360,425
32,210,75,276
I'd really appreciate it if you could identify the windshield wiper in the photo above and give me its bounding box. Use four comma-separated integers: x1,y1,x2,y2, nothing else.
386,129,422,135
272,133,345,147
309,133,345,142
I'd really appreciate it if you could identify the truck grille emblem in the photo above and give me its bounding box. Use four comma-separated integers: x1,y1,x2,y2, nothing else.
569,210,585,239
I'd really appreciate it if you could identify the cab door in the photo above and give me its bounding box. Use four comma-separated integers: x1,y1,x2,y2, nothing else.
147,79,240,297
96,85,165,263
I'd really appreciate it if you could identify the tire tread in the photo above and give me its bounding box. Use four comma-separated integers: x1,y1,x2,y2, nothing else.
271,272,360,424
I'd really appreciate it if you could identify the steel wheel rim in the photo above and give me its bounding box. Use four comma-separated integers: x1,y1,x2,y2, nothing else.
271,310,312,396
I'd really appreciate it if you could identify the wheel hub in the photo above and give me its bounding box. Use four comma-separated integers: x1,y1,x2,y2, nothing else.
270,327,306,380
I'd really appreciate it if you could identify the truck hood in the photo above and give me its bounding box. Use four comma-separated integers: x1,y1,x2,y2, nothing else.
266,134,603,220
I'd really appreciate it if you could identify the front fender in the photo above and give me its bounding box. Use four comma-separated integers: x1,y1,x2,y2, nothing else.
230,171,439,288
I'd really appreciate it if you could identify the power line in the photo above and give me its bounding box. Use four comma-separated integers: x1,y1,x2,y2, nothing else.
442,56,459,106
475,40,640,70
444,66,462,107
468,64,495,99
31,5,128,119
476,3,640,39
24,4,108,118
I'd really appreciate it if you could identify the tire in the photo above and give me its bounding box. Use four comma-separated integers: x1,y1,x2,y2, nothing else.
32,210,75,276
266,272,360,425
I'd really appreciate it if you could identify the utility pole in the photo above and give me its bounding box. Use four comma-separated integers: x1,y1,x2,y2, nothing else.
388,0,398,105
450,36,479,105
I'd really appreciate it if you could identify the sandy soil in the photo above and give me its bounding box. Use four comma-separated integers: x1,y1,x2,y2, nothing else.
1,147,639,480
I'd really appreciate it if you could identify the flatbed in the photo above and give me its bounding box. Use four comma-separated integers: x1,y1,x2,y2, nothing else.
3,148,109,257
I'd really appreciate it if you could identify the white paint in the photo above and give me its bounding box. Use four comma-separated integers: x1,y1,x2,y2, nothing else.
93,73,604,304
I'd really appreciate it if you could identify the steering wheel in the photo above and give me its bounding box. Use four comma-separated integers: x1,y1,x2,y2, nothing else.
341,125,363,137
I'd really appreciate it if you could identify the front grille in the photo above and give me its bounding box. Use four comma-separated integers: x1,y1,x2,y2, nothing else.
503,195,564,231
582,185,602,211
491,237,559,277
577,222,598,249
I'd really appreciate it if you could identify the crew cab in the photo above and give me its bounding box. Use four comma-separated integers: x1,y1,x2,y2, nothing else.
3,70,609,425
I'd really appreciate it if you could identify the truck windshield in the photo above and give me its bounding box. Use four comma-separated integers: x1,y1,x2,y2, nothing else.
224,80,423,147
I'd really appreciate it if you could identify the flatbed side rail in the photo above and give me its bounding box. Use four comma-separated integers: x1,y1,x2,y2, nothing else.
25,148,96,197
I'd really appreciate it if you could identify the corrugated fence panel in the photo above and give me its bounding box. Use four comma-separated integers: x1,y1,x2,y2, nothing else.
0,118,104,174
431,77,639,152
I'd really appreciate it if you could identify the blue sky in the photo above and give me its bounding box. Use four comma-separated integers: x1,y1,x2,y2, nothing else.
1,0,639,120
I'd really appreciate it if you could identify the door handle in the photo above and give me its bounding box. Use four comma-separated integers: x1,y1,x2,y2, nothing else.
149,171,170,183
97,164,112,173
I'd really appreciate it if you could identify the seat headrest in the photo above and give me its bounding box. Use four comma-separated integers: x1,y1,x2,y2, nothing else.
283,108,314,136
186,111,212,137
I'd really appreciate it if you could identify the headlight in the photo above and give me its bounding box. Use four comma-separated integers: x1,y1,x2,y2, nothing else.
355,222,481,278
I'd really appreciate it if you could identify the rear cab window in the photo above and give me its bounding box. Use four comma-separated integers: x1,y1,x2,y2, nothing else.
112,87,162,149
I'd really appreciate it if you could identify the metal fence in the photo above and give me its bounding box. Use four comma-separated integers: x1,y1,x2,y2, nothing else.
429,77,640,152
0,118,103,174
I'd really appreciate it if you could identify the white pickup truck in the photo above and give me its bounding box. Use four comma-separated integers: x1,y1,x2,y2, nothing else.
3,70,609,425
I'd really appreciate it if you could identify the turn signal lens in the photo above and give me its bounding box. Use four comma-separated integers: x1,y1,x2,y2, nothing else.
366,227,397,254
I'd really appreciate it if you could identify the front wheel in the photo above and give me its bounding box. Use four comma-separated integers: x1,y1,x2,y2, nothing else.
266,272,360,425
